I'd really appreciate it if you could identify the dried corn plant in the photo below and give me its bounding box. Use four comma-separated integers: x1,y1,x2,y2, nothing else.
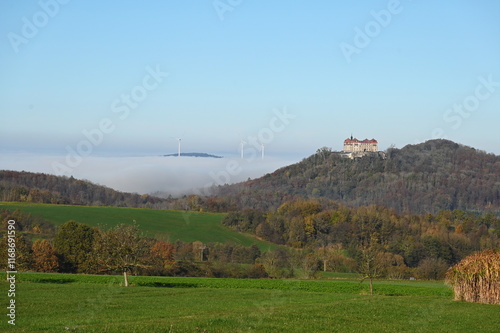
445,249,500,305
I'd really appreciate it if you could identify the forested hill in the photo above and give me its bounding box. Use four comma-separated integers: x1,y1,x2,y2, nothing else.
0,171,171,208
213,140,500,214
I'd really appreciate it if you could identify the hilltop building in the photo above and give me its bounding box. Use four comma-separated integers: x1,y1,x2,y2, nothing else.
343,136,378,153
340,136,380,159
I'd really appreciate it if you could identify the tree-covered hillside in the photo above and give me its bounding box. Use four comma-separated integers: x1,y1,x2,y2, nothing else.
0,170,171,208
221,199,500,273
213,140,500,214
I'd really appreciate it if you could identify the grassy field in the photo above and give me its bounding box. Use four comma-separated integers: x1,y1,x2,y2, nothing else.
0,202,275,250
1,272,499,332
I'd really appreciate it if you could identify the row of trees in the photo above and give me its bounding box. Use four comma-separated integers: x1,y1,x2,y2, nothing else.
0,217,273,283
2,213,485,283
0,209,55,235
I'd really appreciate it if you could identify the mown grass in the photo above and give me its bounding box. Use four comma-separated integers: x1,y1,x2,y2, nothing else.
0,202,276,250
2,272,499,332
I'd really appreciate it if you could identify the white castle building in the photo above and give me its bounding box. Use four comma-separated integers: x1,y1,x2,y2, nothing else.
343,136,378,153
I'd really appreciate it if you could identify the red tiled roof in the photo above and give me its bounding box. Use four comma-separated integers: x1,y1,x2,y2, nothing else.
344,137,378,143
344,138,358,143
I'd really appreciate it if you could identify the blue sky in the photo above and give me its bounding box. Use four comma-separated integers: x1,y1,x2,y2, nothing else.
1,0,499,160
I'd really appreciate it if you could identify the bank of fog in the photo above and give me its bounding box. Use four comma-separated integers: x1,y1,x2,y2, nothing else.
0,153,296,197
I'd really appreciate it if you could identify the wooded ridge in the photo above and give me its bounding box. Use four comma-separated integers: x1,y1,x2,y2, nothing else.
0,170,172,208
212,139,500,214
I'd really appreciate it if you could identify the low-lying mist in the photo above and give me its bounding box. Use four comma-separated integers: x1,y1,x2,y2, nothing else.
0,153,300,197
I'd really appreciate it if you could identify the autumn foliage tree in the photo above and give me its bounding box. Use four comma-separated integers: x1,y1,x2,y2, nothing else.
32,239,59,272
148,241,176,275
94,224,151,287
0,234,33,272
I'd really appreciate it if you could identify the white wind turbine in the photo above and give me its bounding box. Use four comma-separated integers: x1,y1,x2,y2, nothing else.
169,136,183,157
176,138,182,157
240,140,247,159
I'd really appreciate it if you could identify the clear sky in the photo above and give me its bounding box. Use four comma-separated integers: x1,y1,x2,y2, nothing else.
1,0,499,160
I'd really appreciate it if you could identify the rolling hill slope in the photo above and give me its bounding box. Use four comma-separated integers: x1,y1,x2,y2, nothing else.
0,202,275,250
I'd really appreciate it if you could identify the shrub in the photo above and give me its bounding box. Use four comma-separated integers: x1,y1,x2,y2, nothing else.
415,258,449,280
247,263,268,279
328,253,357,273
164,261,205,277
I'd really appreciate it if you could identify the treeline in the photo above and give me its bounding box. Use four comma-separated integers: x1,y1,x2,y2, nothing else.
0,209,55,236
3,204,498,280
0,212,295,279
212,140,500,214
222,199,500,279
0,170,172,208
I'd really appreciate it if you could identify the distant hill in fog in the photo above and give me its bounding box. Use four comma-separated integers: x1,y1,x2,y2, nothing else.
0,170,171,208
162,153,223,158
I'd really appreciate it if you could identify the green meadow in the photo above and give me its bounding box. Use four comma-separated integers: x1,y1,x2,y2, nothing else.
0,202,275,250
2,203,499,332
1,272,499,333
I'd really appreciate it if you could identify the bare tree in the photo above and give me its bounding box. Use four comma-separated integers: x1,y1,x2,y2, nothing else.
358,245,384,295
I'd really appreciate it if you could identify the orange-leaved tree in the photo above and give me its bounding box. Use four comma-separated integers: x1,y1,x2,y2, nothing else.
32,239,59,272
